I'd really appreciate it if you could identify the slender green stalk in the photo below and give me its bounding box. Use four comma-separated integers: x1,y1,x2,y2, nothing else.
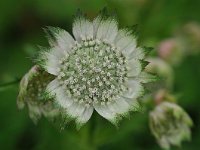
0,78,21,91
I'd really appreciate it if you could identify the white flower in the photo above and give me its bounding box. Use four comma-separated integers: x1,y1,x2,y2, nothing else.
17,65,59,124
36,11,156,127
149,102,193,150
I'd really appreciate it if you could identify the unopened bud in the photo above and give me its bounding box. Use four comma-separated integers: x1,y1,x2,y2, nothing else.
146,58,174,89
149,102,193,150
158,38,183,65
17,65,59,124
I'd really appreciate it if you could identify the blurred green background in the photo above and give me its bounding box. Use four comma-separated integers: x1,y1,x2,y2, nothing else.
0,0,200,150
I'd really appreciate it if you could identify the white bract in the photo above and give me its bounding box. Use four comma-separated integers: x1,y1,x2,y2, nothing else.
37,12,155,127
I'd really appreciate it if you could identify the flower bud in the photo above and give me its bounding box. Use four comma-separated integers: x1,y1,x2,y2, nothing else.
158,38,184,65
17,65,59,124
154,89,176,105
146,58,174,89
149,102,193,149
178,22,200,55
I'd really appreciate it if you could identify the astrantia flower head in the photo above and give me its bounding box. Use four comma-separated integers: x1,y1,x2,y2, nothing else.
36,10,156,127
17,65,59,123
149,102,193,150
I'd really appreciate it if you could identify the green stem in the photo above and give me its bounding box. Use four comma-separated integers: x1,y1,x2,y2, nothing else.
0,78,21,91
79,114,98,150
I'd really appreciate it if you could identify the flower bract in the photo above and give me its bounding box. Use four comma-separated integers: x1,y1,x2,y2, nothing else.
17,65,59,123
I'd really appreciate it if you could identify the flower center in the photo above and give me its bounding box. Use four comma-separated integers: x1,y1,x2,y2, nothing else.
57,38,128,106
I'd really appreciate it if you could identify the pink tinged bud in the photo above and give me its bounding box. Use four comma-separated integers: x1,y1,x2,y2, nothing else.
158,39,177,59
154,89,177,105
158,38,184,65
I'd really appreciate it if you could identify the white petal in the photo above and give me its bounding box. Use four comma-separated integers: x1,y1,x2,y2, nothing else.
94,16,118,44
114,29,137,57
122,97,140,111
128,47,145,60
55,29,75,52
73,16,93,41
45,27,75,54
108,97,130,115
94,103,117,123
127,59,142,77
41,47,63,75
94,97,133,123
46,80,74,109
54,86,74,109
93,15,102,37
39,32,79,75
133,72,157,83
76,106,94,124
50,83,93,124
46,79,61,95
67,102,85,118
123,80,144,99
